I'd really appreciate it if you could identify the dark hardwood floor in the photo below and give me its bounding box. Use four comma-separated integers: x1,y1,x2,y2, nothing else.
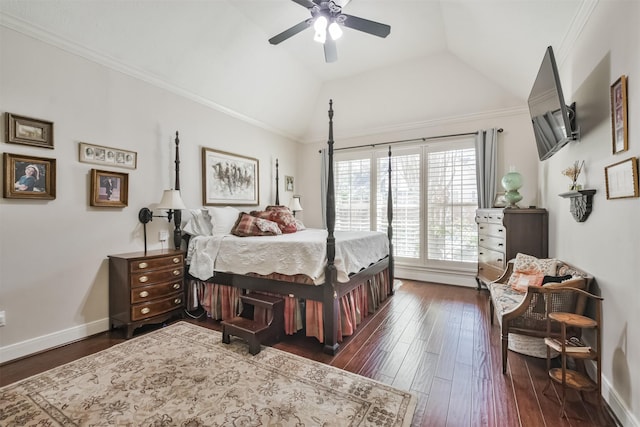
0,280,617,426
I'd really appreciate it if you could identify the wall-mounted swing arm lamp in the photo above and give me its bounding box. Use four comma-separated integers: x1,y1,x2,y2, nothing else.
138,189,187,253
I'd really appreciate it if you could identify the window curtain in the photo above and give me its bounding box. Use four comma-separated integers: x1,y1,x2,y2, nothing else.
320,148,329,228
475,129,498,209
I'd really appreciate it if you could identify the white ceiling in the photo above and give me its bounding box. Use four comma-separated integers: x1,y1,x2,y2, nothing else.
0,0,595,142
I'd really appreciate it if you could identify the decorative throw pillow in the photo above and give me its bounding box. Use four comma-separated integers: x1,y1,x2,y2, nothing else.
183,209,213,236
541,274,573,285
207,206,240,235
251,207,297,233
231,213,281,237
508,253,557,292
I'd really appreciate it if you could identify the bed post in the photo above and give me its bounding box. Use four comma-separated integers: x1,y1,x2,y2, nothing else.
323,99,340,355
173,131,182,250
275,158,280,205
387,146,394,294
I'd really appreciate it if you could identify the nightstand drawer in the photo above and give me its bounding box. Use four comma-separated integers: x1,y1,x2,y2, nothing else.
130,267,184,288
131,293,184,321
478,235,505,253
129,255,183,273
130,280,183,304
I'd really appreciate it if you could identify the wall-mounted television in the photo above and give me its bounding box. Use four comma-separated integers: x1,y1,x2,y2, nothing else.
528,46,579,161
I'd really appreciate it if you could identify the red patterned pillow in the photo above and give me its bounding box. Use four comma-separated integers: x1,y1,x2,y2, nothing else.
231,213,281,237
252,207,297,233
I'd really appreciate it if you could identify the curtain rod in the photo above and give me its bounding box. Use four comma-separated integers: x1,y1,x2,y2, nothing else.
318,128,503,153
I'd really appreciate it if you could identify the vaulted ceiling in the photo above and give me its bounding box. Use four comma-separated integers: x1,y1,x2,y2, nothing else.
0,0,595,142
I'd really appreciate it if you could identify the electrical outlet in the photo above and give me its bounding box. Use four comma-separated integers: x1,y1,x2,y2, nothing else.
0,310,6,327
159,230,169,242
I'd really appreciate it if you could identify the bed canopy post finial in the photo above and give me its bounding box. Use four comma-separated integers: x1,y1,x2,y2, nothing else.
387,146,394,293
173,131,182,250
275,158,280,205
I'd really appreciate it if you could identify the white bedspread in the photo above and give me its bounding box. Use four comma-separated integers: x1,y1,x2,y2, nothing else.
186,229,389,284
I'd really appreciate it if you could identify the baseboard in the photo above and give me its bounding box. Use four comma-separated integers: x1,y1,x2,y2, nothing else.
395,265,477,288
0,318,110,364
602,374,640,427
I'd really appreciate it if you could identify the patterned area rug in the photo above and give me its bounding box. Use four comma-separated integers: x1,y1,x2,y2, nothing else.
0,322,416,426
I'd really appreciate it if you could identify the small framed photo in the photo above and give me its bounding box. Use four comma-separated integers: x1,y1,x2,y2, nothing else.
3,153,56,199
79,142,137,170
202,147,259,206
5,113,54,149
492,192,507,208
90,169,129,207
604,157,638,200
285,175,294,192
610,75,628,154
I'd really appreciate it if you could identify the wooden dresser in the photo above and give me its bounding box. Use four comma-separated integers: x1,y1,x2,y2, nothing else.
475,208,548,289
109,249,185,338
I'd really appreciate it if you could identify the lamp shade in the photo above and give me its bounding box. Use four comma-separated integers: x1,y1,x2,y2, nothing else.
156,189,187,210
288,196,303,212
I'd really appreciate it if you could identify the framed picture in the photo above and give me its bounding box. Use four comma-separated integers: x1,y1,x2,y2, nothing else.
5,113,54,149
202,147,259,206
79,142,137,170
610,75,628,154
90,169,129,207
285,175,294,192
604,157,638,200
492,192,507,208
3,153,56,200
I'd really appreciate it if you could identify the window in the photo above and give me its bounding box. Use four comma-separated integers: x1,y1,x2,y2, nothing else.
334,137,478,269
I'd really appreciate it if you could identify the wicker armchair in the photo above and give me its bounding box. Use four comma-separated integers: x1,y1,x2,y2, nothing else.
488,259,594,373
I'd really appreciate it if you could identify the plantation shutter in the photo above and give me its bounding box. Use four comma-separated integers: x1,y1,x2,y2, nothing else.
334,156,371,231
426,146,478,262
376,149,421,258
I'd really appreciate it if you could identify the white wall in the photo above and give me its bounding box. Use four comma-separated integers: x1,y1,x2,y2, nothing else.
540,2,639,425
0,27,298,362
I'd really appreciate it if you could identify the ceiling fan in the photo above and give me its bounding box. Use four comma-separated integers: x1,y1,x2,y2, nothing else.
268,0,391,63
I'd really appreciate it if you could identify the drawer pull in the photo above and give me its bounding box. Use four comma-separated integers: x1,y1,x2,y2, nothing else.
497,259,503,262
174,298,182,305
141,307,151,315
172,257,181,264
138,262,149,269
479,226,484,230
173,283,181,289
498,243,504,247
479,251,484,255
479,238,484,242
173,270,181,276
139,291,149,298
138,276,149,283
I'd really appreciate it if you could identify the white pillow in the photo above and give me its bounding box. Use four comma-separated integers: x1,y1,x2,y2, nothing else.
207,206,240,235
183,209,213,236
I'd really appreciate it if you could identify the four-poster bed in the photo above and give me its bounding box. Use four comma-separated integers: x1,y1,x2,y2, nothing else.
182,100,394,354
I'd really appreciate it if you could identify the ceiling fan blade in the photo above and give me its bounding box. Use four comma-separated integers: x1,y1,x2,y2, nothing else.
341,14,391,38
291,0,316,8
269,20,312,45
324,38,338,63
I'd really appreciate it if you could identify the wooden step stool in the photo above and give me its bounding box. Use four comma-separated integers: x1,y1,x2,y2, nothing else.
221,293,284,355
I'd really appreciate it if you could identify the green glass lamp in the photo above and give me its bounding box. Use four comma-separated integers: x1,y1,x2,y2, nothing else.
501,167,523,208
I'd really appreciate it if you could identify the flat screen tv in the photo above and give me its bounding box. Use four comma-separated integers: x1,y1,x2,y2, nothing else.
528,46,578,161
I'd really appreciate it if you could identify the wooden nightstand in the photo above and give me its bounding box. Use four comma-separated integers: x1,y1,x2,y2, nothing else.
108,249,185,338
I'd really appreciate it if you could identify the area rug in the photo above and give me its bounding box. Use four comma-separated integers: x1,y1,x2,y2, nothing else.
0,321,416,426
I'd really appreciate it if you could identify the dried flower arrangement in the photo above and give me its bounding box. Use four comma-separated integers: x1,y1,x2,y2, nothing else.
562,160,585,190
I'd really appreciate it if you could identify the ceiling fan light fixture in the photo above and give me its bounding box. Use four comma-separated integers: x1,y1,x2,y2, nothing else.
313,15,328,43
328,21,343,40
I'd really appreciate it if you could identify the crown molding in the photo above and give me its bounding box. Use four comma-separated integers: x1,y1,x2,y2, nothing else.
0,13,298,142
301,105,530,144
